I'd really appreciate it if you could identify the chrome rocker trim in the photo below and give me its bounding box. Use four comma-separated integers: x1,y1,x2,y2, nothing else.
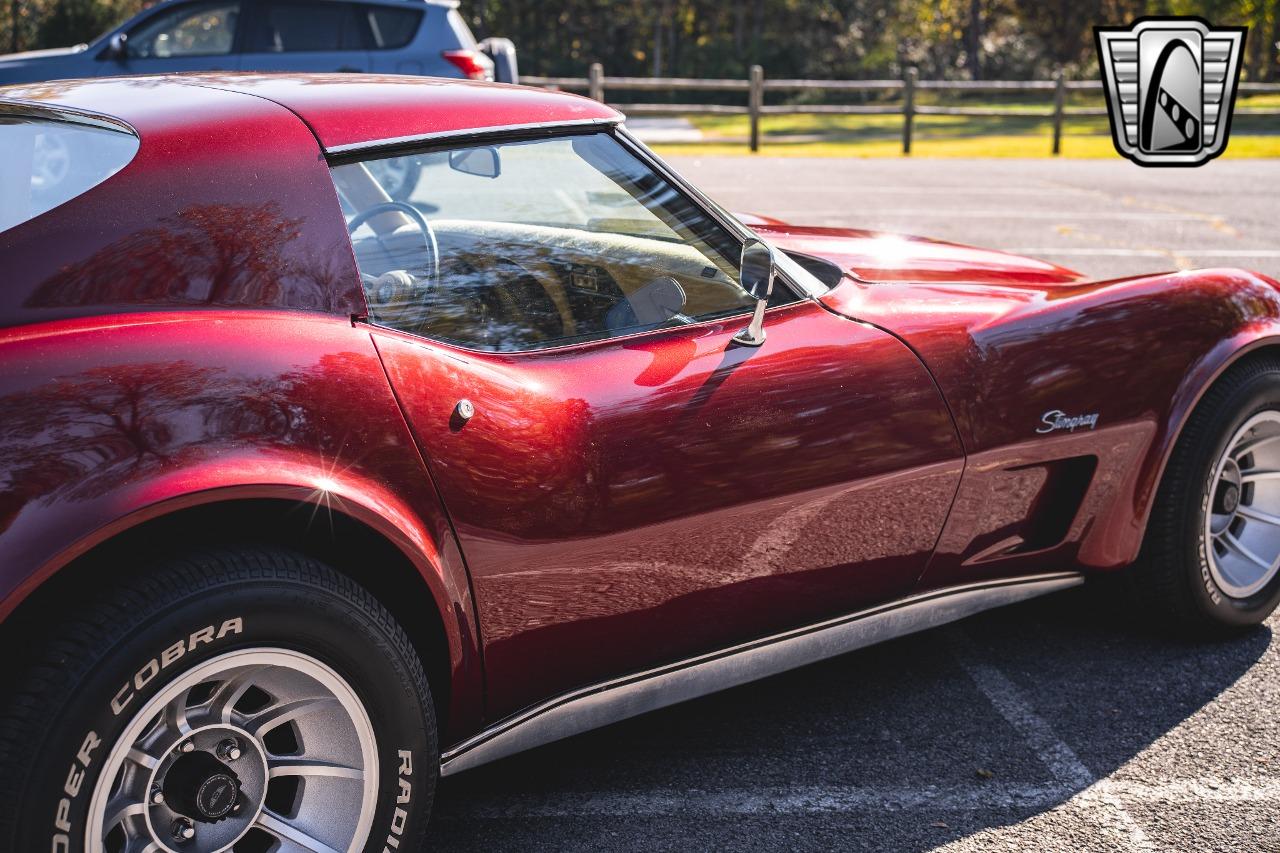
441,571,1083,776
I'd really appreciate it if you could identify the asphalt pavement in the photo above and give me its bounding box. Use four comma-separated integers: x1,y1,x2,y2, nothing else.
670,156,1280,282
426,157,1280,852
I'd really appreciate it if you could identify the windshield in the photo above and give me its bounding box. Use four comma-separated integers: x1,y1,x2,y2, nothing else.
330,132,795,352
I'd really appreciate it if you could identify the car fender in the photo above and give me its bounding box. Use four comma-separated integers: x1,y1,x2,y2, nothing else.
1132,319,1280,546
1,461,463,621
0,310,483,736
819,264,1280,581
1061,270,1280,568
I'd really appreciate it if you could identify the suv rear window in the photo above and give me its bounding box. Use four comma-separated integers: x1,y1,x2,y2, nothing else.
0,115,139,235
249,1,365,52
365,5,421,49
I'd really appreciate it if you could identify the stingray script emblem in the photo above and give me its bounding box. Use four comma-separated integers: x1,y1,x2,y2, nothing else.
1037,410,1100,435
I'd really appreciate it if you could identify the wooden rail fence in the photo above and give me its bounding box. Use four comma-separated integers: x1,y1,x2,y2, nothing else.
520,64,1280,154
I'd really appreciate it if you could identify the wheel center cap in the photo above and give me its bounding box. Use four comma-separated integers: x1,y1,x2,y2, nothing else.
196,774,238,820
162,750,242,823
1221,483,1241,514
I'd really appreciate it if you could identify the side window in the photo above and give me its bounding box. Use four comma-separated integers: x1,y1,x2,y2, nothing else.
364,5,421,49
247,1,364,52
0,116,139,234
128,1,239,58
329,133,793,353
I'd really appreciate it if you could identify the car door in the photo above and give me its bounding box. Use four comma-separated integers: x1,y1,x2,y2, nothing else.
238,0,371,72
100,0,243,75
330,132,965,719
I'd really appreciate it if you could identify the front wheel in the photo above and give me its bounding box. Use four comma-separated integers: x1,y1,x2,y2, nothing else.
0,547,437,852
1132,357,1280,633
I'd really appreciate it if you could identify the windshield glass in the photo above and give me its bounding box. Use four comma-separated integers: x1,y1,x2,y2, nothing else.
331,132,794,352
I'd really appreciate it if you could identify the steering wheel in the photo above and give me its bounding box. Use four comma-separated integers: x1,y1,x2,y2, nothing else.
347,201,440,293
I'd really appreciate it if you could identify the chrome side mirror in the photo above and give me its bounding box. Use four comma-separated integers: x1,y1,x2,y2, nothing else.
733,239,776,347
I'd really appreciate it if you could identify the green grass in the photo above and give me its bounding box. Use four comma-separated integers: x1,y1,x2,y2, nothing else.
643,93,1280,158
652,135,1280,158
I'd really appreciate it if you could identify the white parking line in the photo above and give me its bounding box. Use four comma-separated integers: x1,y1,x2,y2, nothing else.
1004,248,1280,258
437,777,1280,819
745,186,1087,196
948,629,1157,852
1098,777,1280,803
441,784,1072,817
772,210,1217,221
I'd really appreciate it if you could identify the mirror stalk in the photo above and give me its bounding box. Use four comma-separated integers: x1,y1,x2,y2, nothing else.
733,238,777,347
733,300,768,346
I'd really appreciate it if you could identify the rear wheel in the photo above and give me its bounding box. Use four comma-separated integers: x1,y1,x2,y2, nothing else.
0,547,436,852
1133,357,1280,633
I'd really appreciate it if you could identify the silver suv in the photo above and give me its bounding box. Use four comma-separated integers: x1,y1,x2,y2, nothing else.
0,0,517,88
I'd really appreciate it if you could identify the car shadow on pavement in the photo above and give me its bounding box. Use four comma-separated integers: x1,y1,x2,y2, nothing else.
427,582,1273,852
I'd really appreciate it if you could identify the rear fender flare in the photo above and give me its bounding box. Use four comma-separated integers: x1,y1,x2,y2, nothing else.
0,467,483,739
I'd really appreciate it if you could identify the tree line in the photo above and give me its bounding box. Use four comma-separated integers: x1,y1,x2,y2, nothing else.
5,0,1278,82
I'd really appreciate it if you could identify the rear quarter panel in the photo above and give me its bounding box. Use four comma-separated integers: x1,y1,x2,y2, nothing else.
0,311,482,738
0,79,364,329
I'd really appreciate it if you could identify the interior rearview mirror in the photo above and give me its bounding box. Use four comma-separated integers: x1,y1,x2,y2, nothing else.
449,147,501,179
733,239,776,346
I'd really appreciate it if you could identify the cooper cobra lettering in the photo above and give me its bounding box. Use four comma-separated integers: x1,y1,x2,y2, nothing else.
49,731,101,852
54,619,245,847
110,618,244,716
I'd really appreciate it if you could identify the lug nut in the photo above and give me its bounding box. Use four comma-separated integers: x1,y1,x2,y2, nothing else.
217,737,242,761
150,785,165,805
171,817,195,841
180,740,195,753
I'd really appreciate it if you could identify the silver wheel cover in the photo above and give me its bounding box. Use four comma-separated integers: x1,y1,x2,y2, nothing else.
86,648,379,853
1205,411,1280,599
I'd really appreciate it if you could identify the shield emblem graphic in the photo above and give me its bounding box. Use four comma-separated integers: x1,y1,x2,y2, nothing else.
1095,18,1247,166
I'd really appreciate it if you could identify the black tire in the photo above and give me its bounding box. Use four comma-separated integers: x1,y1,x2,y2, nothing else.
1131,356,1280,634
0,546,437,852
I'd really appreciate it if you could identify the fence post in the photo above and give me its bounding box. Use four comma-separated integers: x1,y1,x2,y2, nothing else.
1051,68,1065,156
902,67,917,156
749,65,764,153
588,62,605,102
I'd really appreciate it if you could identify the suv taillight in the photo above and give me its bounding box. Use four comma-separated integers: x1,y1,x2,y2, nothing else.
442,50,493,81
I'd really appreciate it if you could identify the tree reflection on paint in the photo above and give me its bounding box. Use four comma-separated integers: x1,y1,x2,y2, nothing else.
26,202,346,311
0,346,409,536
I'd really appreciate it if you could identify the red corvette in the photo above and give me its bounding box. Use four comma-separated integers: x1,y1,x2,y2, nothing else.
2,74,1280,852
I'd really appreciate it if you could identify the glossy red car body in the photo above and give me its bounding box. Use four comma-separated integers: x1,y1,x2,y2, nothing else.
3,75,1280,756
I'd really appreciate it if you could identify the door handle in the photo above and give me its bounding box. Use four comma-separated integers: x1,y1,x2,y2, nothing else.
453,399,476,424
